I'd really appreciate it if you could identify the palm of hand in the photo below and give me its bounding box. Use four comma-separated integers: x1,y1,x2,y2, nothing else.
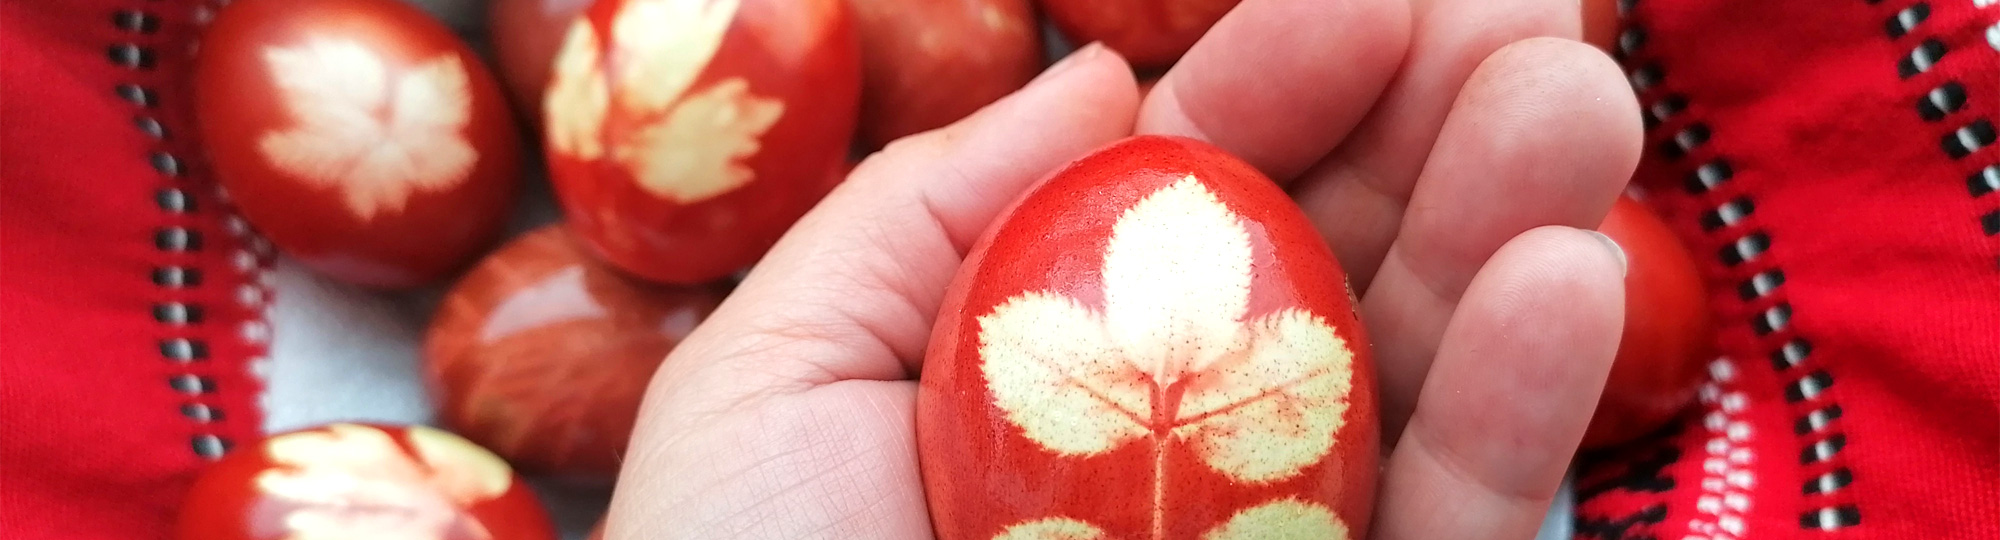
602,0,1641,538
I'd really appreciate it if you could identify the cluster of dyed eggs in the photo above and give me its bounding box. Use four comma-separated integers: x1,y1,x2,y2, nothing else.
178,0,1714,537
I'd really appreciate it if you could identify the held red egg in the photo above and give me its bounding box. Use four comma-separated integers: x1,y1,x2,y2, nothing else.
425,225,725,482
1584,194,1716,449
542,0,862,284
175,423,558,540
195,0,521,289
1038,0,1241,70
849,0,1042,148
917,135,1379,539
488,0,593,127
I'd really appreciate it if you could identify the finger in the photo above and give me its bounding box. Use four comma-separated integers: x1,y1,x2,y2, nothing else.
1373,227,1624,540
607,47,1140,540
1290,0,1582,287
1135,0,1409,181
1361,38,1640,438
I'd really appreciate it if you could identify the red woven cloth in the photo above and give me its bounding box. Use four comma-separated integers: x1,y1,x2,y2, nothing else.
1573,0,2000,538
2,0,1996,538
0,0,270,538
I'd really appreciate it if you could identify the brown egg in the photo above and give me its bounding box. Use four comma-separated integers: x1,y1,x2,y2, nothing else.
425,225,727,483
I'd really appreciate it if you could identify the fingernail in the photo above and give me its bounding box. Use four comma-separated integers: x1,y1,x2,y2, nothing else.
1586,230,1629,278
1031,42,1104,86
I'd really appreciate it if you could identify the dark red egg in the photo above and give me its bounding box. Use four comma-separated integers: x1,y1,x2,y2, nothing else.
425,225,725,483
917,135,1379,539
175,423,557,540
1584,194,1715,449
488,0,593,127
195,0,521,289
849,0,1043,148
541,0,862,284
1038,0,1240,70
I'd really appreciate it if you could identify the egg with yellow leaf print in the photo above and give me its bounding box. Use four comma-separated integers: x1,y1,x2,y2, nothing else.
195,0,522,289
542,0,861,284
917,135,1380,540
175,423,556,540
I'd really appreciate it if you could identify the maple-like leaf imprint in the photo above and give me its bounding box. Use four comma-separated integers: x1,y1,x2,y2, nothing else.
980,175,1354,484
996,498,1347,540
256,424,513,540
260,39,477,220
542,0,784,203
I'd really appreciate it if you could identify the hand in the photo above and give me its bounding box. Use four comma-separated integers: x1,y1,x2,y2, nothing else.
602,0,1642,537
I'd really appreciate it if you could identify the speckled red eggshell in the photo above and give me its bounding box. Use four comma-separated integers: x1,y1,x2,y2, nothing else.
917,135,1379,539
195,0,520,289
425,225,726,483
543,0,861,284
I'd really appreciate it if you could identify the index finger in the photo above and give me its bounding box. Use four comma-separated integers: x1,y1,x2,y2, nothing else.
1135,0,1410,181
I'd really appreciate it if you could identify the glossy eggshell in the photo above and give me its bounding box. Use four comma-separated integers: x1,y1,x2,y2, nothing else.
425,225,725,482
488,0,592,126
1582,0,1619,53
917,135,1379,539
175,423,557,540
195,0,521,289
542,0,862,284
849,0,1042,148
1038,0,1240,70
1584,195,1715,449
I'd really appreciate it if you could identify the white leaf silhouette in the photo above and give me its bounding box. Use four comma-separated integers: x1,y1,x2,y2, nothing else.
992,518,1107,540
1200,498,1348,540
256,424,511,540
620,78,784,202
979,175,1354,482
543,0,782,203
259,39,477,220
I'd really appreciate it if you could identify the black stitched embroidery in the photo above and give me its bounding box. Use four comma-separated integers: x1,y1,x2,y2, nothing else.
1718,231,1770,266
107,44,154,69
1802,505,1862,529
1700,196,1752,230
191,434,230,459
1803,469,1855,495
1981,211,1999,235
154,227,201,251
159,338,208,361
1801,434,1848,465
1944,119,1995,158
1686,160,1733,194
1918,82,1967,121
181,403,219,422
1645,95,1687,129
1739,269,1785,300
155,188,191,213
152,266,199,287
115,84,155,107
112,10,160,33
152,302,203,325
1618,28,1646,59
1971,166,1998,197
1785,370,1834,402
1752,303,1793,335
150,152,181,176
1630,64,1664,91
1795,405,1844,435
1897,39,1945,78
1660,124,1711,159
1771,338,1811,370
1886,3,1930,39
135,116,166,139
169,374,214,394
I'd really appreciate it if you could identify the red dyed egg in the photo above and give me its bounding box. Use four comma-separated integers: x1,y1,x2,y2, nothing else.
1582,0,1620,53
195,0,521,289
425,225,725,482
176,423,557,540
542,0,862,284
917,135,1379,539
849,0,1042,148
1038,0,1240,70
1584,194,1715,448
488,0,593,127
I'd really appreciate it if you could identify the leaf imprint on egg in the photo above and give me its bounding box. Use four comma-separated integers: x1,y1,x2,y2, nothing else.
978,176,1356,539
260,39,477,220
543,0,784,204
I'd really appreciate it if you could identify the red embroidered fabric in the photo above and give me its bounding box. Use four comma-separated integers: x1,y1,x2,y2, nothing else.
1574,0,2000,538
0,0,270,538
